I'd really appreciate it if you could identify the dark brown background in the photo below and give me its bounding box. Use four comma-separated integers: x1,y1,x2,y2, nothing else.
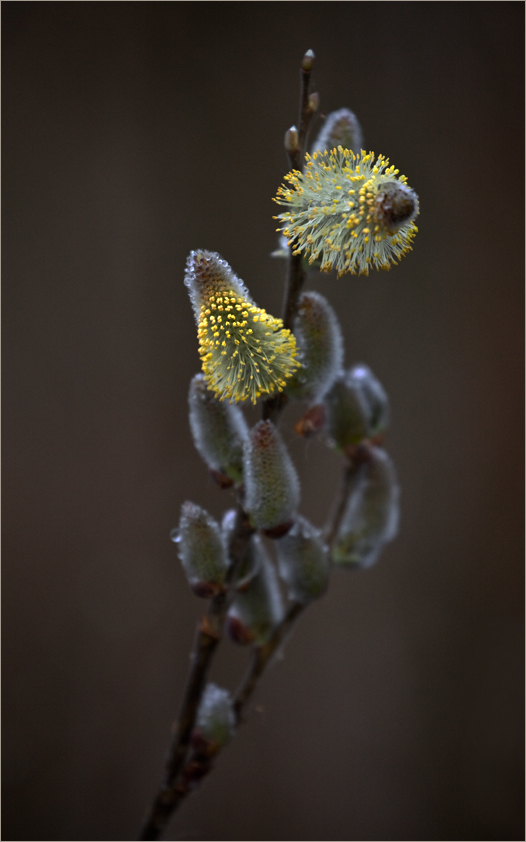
3,3,524,840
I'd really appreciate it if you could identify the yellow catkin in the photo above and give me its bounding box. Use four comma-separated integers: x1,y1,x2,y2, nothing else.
273,148,419,276
185,250,300,404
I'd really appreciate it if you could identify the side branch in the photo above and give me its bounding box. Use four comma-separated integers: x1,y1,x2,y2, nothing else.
155,602,306,823
233,600,305,720
138,504,254,841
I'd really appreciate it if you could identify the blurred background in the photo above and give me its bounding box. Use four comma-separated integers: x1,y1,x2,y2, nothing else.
3,3,524,840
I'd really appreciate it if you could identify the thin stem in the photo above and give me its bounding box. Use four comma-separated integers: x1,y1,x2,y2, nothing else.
233,600,305,720
262,50,317,426
323,461,356,550
138,503,253,841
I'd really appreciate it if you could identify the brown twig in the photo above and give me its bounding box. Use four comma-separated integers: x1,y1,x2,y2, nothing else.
233,600,305,720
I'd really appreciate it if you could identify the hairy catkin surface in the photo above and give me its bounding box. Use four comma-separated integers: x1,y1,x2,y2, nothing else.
243,420,300,530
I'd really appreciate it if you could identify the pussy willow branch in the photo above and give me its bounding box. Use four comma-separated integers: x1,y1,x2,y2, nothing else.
138,502,254,841
140,50,319,841
161,454,361,819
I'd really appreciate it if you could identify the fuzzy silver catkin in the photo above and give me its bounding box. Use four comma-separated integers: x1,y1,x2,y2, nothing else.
333,446,399,569
189,374,248,484
275,515,329,604
311,107,363,155
350,364,390,437
227,548,285,645
177,501,228,595
243,420,300,531
287,291,344,404
196,683,236,747
221,509,261,590
324,364,389,451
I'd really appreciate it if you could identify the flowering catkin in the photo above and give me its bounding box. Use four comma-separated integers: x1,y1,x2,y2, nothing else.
274,148,419,276
184,250,300,404
243,420,300,531
286,291,344,404
188,374,248,484
333,446,399,569
275,515,329,604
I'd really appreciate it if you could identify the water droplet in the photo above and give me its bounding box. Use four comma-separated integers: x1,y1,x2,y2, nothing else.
170,527,181,543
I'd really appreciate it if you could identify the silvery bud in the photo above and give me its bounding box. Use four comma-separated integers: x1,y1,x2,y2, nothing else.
311,107,363,155
221,509,261,590
275,515,329,604
189,374,248,485
226,549,284,645
284,125,299,153
333,446,399,569
325,365,389,453
243,420,300,532
194,683,236,750
174,502,228,597
302,49,315,71
287,291,344,404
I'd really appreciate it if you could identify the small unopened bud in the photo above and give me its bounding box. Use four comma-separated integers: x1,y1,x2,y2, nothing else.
243,420,300,531
302,49,315,71
374,181,419,235
284,126,299,153
333,446,399,569
324,365,389,452
222,509,261,590
276,516,329,604
287,291,344,403
195,683,236,750
189,374,248,485
308,92,320,112
176,502,228,596
226,549,284,645
311,107,363,155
